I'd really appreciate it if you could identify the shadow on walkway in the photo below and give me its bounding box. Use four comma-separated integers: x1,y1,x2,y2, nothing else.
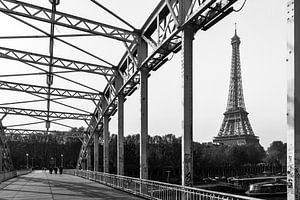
0,171,143,200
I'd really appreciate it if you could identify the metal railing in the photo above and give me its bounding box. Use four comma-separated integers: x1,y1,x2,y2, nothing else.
17,169,32,176
0,169,32,183
0,171,17,182
69,170,263,200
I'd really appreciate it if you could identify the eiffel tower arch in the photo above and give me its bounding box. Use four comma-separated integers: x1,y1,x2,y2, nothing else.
213,27,260,146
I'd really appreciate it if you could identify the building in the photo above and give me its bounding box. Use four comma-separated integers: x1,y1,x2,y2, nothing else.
213,27,260,146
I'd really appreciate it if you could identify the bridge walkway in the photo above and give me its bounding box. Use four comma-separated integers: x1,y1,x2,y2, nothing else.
0,170,143,200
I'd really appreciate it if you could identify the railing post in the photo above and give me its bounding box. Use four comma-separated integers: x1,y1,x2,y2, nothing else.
287,0,300,199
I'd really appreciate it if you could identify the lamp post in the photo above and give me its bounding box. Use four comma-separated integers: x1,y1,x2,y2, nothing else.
60,154,63,168
26,153,29,169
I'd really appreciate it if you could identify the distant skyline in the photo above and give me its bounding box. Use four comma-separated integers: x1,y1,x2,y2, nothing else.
0,0,286,149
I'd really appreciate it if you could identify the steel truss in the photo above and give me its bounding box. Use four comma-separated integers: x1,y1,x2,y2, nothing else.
0,121,14,171
79,0,238,165
0,0,138,43
3,128,85,142
3,128,84,135
0,0,239,178
0,46,115,76
0,106,91,120
0,80,102,100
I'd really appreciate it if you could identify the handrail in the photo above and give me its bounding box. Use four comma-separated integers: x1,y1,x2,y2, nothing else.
70,169,263,200
0,169,32,183
0,171,17,182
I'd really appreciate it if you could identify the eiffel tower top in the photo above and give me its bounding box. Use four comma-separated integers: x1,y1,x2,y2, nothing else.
226,24,245,112
232,23,240,42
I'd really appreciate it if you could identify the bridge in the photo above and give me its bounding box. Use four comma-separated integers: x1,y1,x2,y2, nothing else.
0,0,299,199
0,170,144,200
0,169,262,200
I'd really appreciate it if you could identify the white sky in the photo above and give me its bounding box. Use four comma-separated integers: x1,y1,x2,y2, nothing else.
0,0,286,149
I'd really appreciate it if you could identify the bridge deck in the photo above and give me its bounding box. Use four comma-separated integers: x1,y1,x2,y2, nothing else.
0,170,143,200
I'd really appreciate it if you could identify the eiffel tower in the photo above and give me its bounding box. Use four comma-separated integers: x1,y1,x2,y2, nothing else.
213,27,259,146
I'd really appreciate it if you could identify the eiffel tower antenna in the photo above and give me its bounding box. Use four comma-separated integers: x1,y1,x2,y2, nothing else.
213,26,259,146
235,23,237,35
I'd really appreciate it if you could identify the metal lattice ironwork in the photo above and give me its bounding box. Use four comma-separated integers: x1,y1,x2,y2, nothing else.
0,0,240,175
0,120,14,171
214,29,258,146
0,46,115,76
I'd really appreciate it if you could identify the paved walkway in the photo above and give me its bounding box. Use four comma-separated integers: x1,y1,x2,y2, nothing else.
0,170,143,200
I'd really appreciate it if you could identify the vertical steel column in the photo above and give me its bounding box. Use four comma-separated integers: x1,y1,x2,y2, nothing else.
116,73,124,175
117,94,124,175
287,0,300,198
103,115,109,173
94,131,99,171
87,146,91,170
82,159,86,170
139,40,148,179
179,0,193,187
0,147,2,172
181,25,194,187
117,95,124,175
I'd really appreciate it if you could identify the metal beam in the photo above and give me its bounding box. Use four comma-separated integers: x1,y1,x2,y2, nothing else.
0,46,115,76
87,146,92,170
4,128,85,139
18,58,102,93
0,147,2,172
180,0,193,187
0,106,91,120
0,86,92,115
3,128,68,135
90,0,136,30
0,121,14,171
103,115,109,173
94,131,99,171
0,80,102,100
139,41,148,180
46,0,57,132
0,33,97,39
116,73,124,176
0,0,139,43
287,0,300,198
3,12,115,68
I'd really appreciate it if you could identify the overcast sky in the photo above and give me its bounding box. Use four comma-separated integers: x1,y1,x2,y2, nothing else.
0,0,286,149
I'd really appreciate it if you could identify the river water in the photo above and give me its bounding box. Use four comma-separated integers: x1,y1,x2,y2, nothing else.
263,197,286,200
197,185,287,200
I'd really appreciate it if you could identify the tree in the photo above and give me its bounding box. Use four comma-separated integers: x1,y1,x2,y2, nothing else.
244,144,266,164
264,141,287,166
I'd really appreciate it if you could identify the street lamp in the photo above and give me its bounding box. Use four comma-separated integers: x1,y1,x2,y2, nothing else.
60,154,63,168
26,153,29,169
